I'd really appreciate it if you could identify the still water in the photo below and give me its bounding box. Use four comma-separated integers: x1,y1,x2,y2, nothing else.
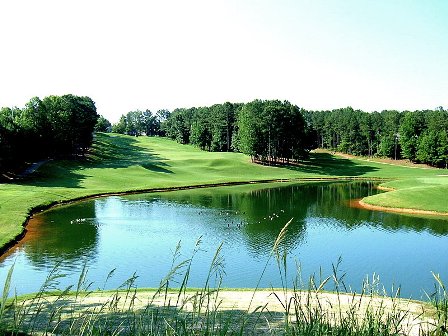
1,182,447,299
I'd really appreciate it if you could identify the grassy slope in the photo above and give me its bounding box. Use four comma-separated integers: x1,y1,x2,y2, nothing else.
0,133,444,248
362,176,448,212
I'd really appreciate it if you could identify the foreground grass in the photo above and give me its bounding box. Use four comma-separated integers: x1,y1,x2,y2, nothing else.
0,287,438,335
0,133,445,249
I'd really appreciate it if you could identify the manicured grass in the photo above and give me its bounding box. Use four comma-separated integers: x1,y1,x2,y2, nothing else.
363,176,448,213
0,133,444,249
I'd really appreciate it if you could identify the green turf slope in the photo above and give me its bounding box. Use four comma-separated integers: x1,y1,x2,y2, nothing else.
0,133,444,249
362,176,448,213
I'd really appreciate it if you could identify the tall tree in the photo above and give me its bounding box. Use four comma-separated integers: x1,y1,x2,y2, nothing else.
141,109,161,136
399,111,425,161
376,110,401,159
236,100,309,163
112,115,127,134
164,108,191,144
0,94,98,176
190,110,212,150
95,115,112,132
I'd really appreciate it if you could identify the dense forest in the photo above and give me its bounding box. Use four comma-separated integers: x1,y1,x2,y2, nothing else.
111,109,169,136
114,100,314,163
2,96,447,177
0,94,98,177
113,101,448,168
163,102,239,151
304,107,448,167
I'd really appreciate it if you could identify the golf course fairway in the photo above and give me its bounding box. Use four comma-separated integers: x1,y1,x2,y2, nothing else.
0,132,446,251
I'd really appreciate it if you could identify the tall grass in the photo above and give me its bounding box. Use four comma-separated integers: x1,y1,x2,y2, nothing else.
0,223,445,335
427,273,448,335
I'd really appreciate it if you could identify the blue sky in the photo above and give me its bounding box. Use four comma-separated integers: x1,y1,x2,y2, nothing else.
0,0,447,122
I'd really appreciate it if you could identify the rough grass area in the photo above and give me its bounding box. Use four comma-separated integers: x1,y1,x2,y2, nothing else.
0,133,443,249
2,288,436,336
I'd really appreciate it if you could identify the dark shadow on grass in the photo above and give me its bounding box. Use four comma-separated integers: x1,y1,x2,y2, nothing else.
140,162,172,174
285,152,379,176
87,134,173,172
16,134,173,188
15,139,377,190
13,299,286,335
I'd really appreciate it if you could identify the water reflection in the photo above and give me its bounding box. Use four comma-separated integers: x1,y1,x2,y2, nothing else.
23,201,99,268
146,182,379,254
0,181,447,299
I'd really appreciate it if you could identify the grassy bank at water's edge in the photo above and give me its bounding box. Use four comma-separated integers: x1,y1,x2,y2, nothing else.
362,176,448,214
0,133,446,250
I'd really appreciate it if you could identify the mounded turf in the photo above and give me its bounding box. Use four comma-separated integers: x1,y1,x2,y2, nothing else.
362,176,448,213
0,133,445,249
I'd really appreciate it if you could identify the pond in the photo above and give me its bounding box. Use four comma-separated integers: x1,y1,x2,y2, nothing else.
1,181,448,299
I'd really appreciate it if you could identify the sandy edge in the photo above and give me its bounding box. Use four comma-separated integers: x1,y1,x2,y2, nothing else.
15,289,435,336
358,199,448,216
376,185,396,191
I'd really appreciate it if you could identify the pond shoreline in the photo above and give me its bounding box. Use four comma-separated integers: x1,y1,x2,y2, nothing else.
356,199,448,217
0,176,389,257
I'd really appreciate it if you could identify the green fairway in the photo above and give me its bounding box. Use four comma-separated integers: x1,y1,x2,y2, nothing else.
362,176,448,214
0,133,445,250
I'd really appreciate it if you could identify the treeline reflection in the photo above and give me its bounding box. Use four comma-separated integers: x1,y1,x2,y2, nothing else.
19,182,448,267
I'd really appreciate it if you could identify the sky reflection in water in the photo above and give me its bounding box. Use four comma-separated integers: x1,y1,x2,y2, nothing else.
0,181,447,300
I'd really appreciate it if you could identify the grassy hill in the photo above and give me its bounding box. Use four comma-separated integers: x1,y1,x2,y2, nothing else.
0,133,446,249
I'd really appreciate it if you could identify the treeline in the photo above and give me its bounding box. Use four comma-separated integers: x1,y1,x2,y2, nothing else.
0,94,98,176
111,102,448,168
112,103,240,150
236,100,313,162
305,107,448,167
112,100,314,163
111,109,170,136
163,100,314,163
163,102,239,151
